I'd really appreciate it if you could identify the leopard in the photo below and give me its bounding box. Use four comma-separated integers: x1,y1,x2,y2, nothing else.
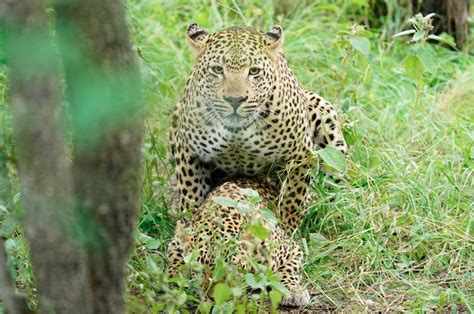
167,179,311,307
169,23,348,232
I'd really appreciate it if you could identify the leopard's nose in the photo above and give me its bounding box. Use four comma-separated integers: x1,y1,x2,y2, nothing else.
224,96,248,111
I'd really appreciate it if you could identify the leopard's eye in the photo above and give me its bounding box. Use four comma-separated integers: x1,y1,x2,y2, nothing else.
249,67,261,76
211,66,224,75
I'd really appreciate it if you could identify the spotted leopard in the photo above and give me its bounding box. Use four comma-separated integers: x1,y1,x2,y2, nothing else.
169,24,348,231
167,179,310,307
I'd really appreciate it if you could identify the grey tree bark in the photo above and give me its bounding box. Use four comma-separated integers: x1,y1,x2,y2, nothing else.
1,0,93,313
54,0,144,312
2,0,143,312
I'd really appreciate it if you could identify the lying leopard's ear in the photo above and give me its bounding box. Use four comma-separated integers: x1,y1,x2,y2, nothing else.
187,23,209,56
176,220,192,244
264,25,284,51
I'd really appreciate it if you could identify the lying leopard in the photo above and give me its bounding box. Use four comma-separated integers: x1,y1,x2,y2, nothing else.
169,24,348,231
167,179,310,307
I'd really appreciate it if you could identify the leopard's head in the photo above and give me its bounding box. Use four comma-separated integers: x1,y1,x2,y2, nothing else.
186,24,284,130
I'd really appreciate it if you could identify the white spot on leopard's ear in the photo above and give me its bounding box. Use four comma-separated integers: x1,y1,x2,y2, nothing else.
265,25,284,52
186,23,209,57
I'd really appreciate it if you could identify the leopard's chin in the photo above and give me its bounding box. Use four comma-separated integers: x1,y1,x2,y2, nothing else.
221,114,253,131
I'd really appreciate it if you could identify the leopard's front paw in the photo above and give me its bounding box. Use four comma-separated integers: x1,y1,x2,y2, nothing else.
280,289,310,308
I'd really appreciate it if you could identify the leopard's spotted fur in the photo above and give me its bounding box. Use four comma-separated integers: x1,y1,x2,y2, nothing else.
167,179,310,307
169,24,348,231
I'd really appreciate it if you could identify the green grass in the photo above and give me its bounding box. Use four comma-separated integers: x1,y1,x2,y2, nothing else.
1,0,473,312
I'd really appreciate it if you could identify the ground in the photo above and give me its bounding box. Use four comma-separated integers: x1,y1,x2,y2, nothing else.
0,0,473,312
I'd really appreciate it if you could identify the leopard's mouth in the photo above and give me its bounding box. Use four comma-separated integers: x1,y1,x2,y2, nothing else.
225,115,247,127
225,112,244,121
208,101,259,129
221,112,254,129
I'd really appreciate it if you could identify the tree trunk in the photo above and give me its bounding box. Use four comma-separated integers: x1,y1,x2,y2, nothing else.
412,0,470,49
2,0,142,311
1,0,93,313
54,0,144,312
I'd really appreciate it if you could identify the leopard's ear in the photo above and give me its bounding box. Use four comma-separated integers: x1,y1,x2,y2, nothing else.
187,23,209,56
175,220,192,252
264,25,284,51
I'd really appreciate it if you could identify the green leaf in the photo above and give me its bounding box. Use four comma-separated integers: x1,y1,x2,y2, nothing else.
239,188,259,198
269,289,283,308
245,273,264,290
176,291,188,305
245,273,257,288
269,281,290,296
392,29,416,38
219,302,234,313
138,232,161,250
212,257,226,282
235,304,246,314
236,201,251,214
423,13,436,21
183,252,194,264
213,283,232,305
145,238,161,250
232,287,243,297
146,255,159,274
197,301,212,314
151,303,165,313
404,54,424,80
212,196,239,208
260,208,278,226
248,223,270,240
412,30,426,42
349,37,370,57
417,47,437,73
428,34,456,48
343,126,359,145
240,188,261,206
318,147,347,173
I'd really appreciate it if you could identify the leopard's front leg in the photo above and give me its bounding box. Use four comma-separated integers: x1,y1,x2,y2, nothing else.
175,140,212,212
277,158,312,232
